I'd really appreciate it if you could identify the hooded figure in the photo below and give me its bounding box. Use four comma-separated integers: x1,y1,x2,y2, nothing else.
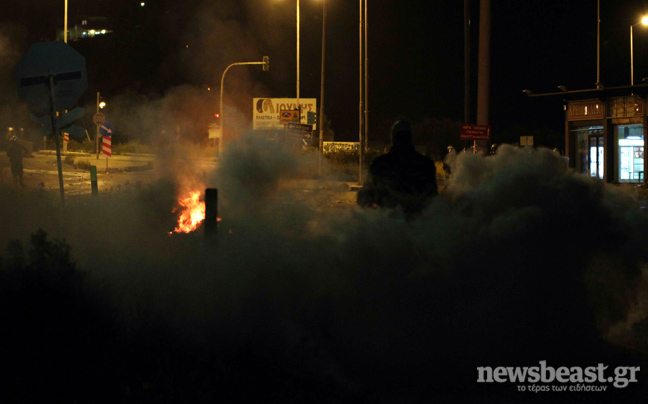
357,120,438,215
7,136,25,187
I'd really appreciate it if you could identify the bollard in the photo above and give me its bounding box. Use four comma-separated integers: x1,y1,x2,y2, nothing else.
204,188,218,240
90,165,98,197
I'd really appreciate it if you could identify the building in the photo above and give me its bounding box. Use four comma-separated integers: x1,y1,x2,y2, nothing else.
528,85,648,184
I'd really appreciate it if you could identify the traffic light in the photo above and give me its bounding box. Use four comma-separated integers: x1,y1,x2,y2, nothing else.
307,111,317,125
263,56,270,71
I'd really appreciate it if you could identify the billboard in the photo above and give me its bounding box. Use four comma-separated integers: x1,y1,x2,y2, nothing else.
253,98,317,131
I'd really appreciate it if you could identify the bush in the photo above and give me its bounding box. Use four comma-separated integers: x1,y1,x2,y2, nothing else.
0,230,124,403
113,140,152,155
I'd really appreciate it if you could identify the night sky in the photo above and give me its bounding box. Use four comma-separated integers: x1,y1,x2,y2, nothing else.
3,0,648,143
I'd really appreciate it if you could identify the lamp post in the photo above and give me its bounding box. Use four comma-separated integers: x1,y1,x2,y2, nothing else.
630,16,648,86
64,0,68,43
358,0,363,184
297,0,300,114
318,0,326,176
219,58,270,155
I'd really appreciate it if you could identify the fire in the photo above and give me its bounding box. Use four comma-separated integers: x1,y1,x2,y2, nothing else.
172,191,205,233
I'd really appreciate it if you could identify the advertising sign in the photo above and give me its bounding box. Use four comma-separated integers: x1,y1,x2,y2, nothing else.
253,98,317,131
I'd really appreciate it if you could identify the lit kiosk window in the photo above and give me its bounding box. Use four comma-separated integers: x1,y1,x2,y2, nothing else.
569,100,604,179
617,125,644,183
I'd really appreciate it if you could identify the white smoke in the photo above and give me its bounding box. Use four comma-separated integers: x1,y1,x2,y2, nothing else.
1,139,647,402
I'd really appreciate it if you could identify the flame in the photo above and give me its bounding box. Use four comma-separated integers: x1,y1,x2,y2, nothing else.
172,191,205,233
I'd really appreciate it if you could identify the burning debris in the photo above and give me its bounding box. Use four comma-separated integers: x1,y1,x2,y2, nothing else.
171,190,205,234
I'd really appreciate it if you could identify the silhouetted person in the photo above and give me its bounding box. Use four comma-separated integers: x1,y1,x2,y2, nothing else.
357,120,438,215
7,135,25,187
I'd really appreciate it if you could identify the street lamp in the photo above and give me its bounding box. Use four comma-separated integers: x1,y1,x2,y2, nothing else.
219,57,270,155
318,0,326,176
296,0,300,114
630,16,648,85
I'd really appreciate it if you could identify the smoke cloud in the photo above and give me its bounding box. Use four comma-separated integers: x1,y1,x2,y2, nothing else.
1,140,647,402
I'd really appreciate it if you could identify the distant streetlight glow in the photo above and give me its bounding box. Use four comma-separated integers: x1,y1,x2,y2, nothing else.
630,16,648,85
141,2,145,6
99,101,106,109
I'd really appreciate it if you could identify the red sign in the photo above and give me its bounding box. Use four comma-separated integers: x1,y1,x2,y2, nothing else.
93,112,106,125
460,124,491,141
102,136,111,158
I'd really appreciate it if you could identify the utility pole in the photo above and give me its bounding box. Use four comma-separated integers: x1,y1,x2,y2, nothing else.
96,92,100,159
464,0,471,123
318,0,327,176
64,0,68,43
364,0,369,153
296,0,300,120
358,0,364,184
597,0,600,87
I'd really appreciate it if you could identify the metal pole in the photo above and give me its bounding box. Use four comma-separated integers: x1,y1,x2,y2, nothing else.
49,73,65,205
64,0,68,43
464,0,471,123
364,0,368,153
477,0,490,127
297,0,300,119
597,0,600,86
96,92,100,159
358,0,363,185
631,24,634,86
220,61,267,156
318,0,326,176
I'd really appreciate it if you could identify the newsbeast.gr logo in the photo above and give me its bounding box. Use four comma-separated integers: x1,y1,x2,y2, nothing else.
477,361,640,392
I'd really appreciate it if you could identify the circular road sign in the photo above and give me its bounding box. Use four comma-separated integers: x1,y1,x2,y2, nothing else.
15,41,88,114
93,113,106,125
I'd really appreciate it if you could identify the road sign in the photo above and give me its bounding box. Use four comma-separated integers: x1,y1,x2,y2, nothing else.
30,107,84,134
100,122,114,138
208,123,221,139
102,136,112,157
460,124,491,141
286,123,313,132
93,112,106,125
15,41,88,114
280,109,299,123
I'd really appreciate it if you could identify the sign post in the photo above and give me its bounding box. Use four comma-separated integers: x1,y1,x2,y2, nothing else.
15,41,88,205
93,109,106,159
460,124,491,154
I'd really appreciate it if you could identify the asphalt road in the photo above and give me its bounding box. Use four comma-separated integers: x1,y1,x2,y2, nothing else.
0,151,159,195
0,151,360,210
